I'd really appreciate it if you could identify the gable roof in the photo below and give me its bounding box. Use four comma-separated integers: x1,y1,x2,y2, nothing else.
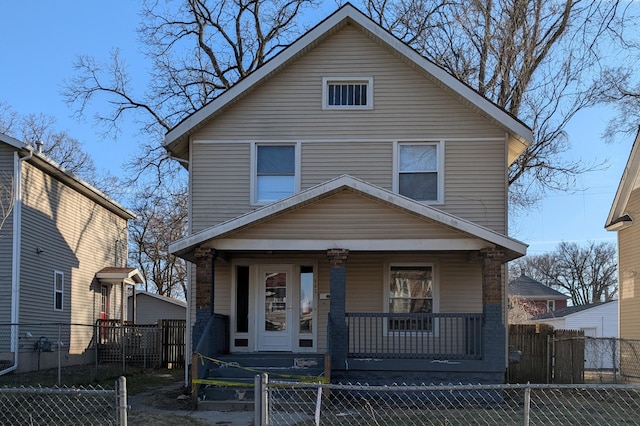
606,127,640,231
163,3,532,161
508,273,569,300
0,132,136,220
96,267,145,285
169,174,527,261
532,300,616,320
128,290,187,309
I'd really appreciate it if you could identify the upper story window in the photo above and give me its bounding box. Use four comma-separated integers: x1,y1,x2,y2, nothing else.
322,77,373,109
251,143,300,205
547,300,555,312
54,271,64,311
394,141,443,203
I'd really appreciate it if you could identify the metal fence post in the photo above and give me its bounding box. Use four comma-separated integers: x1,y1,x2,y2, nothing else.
118,376,128,426
523,384,531,426
254,374,262,426
57,323,61,386
260,373,269,425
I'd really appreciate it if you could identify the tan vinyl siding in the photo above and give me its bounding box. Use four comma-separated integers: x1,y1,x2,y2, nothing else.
618,188,640,340
191,143,250,231
0,146,14,326
301,142,392,190
232,191,469,241
444,140,506,233
19,161,128,354
190,25,507,232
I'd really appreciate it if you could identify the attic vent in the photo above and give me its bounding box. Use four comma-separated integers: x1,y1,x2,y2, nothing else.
323,77,373,109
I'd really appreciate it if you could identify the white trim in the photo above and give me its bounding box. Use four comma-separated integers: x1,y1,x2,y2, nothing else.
322,76,374,110
383,262,439,336
393,140,444,204
193,137,505,144
606,128,640,230
203,238,488,251
164,4,532,151
250,142,301,206
54,270,64,311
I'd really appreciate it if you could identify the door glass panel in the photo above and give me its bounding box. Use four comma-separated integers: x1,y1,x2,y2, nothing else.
264,272,287,331
299,266,313,333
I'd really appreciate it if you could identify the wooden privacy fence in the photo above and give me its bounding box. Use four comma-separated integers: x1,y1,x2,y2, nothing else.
508,324,584,384
96,319,186,369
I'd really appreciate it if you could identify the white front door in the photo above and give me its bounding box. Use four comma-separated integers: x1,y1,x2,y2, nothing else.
257,265,293,351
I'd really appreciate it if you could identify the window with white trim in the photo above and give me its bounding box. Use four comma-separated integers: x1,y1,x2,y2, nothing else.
547,300,555,312
54,271,64,311
322,77,373,109
252,143,299,204
388,265,434,331
395,142,443,203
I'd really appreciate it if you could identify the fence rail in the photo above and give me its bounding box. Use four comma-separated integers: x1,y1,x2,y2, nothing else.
255,376,640,425
0,376,126,425
346,312,482,359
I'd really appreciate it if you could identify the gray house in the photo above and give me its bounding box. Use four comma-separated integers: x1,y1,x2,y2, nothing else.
128,290,186,324
165,4,530,384
0,132,142,373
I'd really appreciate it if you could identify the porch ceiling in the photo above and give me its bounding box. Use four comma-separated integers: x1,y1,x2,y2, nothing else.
171,175,527,262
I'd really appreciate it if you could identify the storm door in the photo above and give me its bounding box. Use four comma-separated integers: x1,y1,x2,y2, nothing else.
257,265,293,351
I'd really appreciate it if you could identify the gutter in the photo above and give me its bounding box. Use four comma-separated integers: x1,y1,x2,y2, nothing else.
1,147,33,376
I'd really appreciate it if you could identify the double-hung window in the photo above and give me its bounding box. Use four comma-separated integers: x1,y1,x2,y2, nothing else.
388,265,434,332
252,143,299,204
395,142,443,203
54,271,64,311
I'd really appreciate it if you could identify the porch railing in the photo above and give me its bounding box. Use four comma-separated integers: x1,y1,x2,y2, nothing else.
345,312,482,359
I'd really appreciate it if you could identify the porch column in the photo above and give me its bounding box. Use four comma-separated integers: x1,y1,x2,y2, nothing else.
481,248,506,372
327,248,349,370
193,247,217,352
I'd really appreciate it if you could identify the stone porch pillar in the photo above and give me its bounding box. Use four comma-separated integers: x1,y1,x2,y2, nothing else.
327,248,349,370
193,247,217,352
481,248,506,373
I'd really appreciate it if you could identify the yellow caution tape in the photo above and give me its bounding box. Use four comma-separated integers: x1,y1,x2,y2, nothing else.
194,352,328,384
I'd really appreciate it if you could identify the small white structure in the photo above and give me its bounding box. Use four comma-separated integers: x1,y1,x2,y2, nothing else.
531,300,618,370
127,291,186,324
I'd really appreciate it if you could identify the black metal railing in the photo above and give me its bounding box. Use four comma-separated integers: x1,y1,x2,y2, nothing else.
345,312,482,359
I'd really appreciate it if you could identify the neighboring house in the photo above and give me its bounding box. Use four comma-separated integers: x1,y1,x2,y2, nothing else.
530,300,618,369
164,4,531,384
127,290,187,324
606,128,640,343
508,273,569,320
0,132,143,374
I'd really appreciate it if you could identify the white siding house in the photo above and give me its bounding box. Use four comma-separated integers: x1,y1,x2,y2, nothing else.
531,300,618,369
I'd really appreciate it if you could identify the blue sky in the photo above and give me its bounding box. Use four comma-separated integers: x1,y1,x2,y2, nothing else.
0,1,631,255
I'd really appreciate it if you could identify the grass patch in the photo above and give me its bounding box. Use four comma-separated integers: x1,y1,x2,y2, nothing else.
0,363,185,394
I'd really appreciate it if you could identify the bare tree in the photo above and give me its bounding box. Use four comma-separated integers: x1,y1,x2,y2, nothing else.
0,172,15,233
129,185,188,299
362,0,639,208
510,241,618,305
508,295,546,324
0,103,99,186
63,0,318,184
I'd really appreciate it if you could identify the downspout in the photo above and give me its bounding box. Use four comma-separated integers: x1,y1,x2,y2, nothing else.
1,147,33,376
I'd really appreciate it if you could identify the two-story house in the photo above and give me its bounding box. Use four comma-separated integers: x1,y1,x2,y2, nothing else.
165,4,531,384
508,273,569,321
0,132,143,374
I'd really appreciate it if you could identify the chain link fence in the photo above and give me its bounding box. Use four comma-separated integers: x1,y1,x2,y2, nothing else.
0,376,126,425
255,376,640,425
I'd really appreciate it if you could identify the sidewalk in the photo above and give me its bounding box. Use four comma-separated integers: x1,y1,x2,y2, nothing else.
127,382,254,426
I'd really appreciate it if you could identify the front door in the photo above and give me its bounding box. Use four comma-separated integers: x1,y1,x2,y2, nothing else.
257,265,293,351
